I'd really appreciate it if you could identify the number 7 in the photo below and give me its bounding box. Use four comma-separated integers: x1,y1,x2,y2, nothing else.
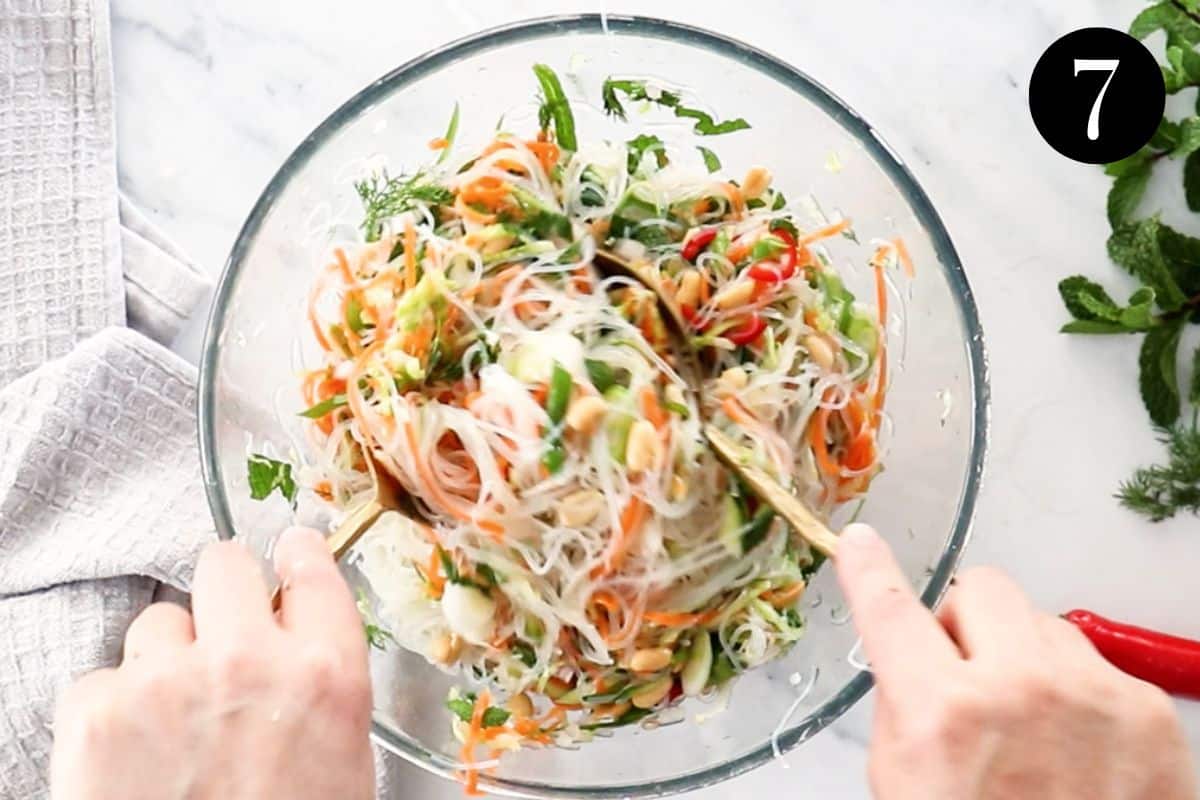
1074,59,1120,141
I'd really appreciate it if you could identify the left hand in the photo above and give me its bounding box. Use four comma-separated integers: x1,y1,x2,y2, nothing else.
50,527,375,800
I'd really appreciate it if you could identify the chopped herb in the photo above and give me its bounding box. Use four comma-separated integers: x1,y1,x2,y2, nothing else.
437,102,460,165
698,145,721,173
769,218,798,237
664,400,690,419
750,234,787,261
246,454,297,506
482,707,511,727
532,64,577,151
357,589,395,650
355,171,453,242
626,133,669,174
446,696,475,723
1118,421,1200,520
345,295,369,333
512,640,537,667
602,78,751,136
299,394,347,418
476,563,501,587
585,358,617,392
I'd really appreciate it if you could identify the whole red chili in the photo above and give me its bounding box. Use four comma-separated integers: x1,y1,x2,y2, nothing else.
725,313,766,346
747,229,798,283
681,228,718,262
1064,609,1200,700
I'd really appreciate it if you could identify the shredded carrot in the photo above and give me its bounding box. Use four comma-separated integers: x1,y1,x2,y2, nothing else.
644,609,715,627
455,195,497,224
592,496,648,577
529,383,548,406
403,415,503,537
334,248,355,285
723,182,745,218
640,386,668,430
428,136,449,150
726,237,753,265
592,590,621,614
796,218,852,246
404,221,418,291
872,260,889,423
459,175,510,208
313,480,333,501
698,268,711,304
460,689,492,796
722,395,757,426
809,401,841,479
425,547,446,598
525,140,560,175
892,236,915,278
479,138,516,158
494,157,529,175
762,581,806,608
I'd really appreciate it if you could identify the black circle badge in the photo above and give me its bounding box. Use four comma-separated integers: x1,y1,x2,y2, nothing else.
1029,27,1165,164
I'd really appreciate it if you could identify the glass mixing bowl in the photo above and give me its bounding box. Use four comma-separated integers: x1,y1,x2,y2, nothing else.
199,14,988,798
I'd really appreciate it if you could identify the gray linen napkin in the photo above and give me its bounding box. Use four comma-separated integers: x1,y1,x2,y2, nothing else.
0,0,214,796
0,3,414,798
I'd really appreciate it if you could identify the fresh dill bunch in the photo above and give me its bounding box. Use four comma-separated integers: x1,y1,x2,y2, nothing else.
354,170,452,242
1117,420,1200,521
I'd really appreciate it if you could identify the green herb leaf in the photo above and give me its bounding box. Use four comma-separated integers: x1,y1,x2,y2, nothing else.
437,546,461,585
512,640,537,668
1139,319,1186,426
1104,148,1153,177
299,394,347,418
346,295,368,333
1059,275,1118,320
1108,218,1188,311
1152,119,1182,150
1192,345,1200,404
436,102,460,165
601,78,750,136
1060,319,1137,334
355,171,453,242
1107,160,1152,226
364,622,395,650
1176,116,1200,156
1185,151,1200,212
1157,222,1200,296
481,707,511,728
545,361,573,424
476,563,501,587
663,400,690,419
750,234,787,261
585,358,617,392
697,146,721,173
246,454,297,505
1117,423,1200,520
626,134,668,174
446,695,476,723
532,64,577,151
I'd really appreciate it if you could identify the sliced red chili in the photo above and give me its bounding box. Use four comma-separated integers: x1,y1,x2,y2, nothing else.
681,228,718,262
747,229,798,283
680,304,712,332
725,313,766,345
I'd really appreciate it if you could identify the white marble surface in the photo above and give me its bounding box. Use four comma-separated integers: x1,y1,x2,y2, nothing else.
110,0,1200,796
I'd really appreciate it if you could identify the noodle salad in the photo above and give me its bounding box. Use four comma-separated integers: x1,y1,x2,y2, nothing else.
260,64,908,792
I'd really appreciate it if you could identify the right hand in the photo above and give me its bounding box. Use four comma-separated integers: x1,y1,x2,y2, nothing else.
836,523,1197,800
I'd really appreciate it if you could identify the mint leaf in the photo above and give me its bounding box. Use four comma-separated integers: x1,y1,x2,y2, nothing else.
299,394,347,418
1108,219,1188,311
1130,1,1177,39
1108,161,1152,226
1176,117,1200,155
1119,287,1159,330
247,454,297,506
698,146,721,173
601,78,750,136
481,707,511,728
1152,119,1182,150
446,696,475,723
626,134,668,174
1185,151,1200,212
1192,345,1200,404
1061,319,1135,334
1154,222,1200,297
1139,319,1185,426
1059,275,1118,320
1105,149,1154,177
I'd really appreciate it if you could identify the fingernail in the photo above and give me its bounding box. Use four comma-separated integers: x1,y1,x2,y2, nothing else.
273,526,323,568
840,523,880,550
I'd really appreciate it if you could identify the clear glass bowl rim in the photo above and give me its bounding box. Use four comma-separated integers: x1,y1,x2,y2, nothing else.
198,13,990,798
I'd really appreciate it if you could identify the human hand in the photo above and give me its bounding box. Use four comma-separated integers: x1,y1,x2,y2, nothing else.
836,523,1197,800
50,528,374,800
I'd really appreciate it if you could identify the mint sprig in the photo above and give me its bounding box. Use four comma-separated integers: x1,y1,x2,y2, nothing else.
1059,0,1200,522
